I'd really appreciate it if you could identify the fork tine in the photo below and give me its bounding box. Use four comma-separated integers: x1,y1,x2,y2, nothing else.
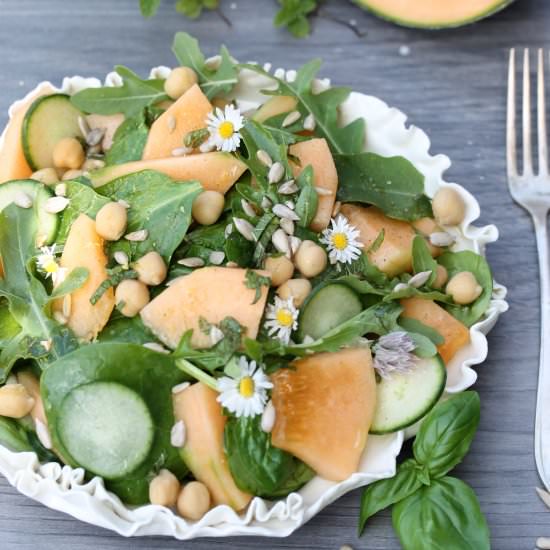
538,49,549,176
523,49,533,176
507,48,518,178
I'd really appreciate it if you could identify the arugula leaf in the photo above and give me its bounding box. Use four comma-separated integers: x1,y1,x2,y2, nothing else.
172,32,237,99
71,66,168,117
274,0,319,38
245,270,271,304
104,110,149,165
48,267,90,301
139,0,161,17
294,165,318,228
175,0,219,18
242,61,365,155
335,153,433,221
411,235,437,284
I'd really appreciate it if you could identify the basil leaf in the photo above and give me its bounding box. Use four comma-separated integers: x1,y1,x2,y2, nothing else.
411,235,437,284
358,459,423,535
0,416,33,453
104,111,149,165
294,165,318,228
334,153,433,221
392,476,490,550
413,391,480,478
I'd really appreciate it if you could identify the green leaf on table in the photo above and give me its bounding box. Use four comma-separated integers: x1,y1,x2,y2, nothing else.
392,476,490,550
139,0,161,17
274,0,319,38
172,32,237,99
334,153,433,221
294,165,318,228
175,0,219,18
104,110,149,165
71,65,168,117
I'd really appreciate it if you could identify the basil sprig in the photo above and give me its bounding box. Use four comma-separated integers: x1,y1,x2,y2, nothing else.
359,392,489,550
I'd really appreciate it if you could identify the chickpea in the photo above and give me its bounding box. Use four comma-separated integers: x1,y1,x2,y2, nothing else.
31,167,58,185
134,251,167,286
95,202,128,241
115,279,150,317
432,264,448,290
192,191,225,226
176,481,211,520
294,240,327,278
149,469,180,507
164,67,199,100
446,271,482,305
61,169,83,181
52,137,85,170
0,384,35,418
277,278,312,307
432,187,466,227
264,255,294,287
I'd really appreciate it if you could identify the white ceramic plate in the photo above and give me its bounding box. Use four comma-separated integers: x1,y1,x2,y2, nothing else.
0,65,508,539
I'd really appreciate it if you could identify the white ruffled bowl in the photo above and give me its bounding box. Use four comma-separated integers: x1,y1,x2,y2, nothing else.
0,65,508,539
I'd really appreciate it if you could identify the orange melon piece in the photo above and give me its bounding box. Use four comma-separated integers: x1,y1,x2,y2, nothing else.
142,84,212,160
88,152,247,193
53,214,114,341
271,347,377,481
173,382,252,510
252,96,298,123
290,138,338,232
0,85,55,183
85,113,124,151
401,297,470,364
140,267,269,349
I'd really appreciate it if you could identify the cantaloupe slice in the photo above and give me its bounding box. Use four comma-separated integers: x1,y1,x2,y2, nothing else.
252,96,298,123
172,383,251,510
140,267,269,349
53,214,114,341
271,347,376,481
401,297,470,363
290,138,338,232
88,152,247,193
142,84,212,160
85,113,124,151
0,85,55,183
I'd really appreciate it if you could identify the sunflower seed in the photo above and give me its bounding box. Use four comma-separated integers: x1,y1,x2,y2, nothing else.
53,310,67,325
224,224,233,238
315,186,333,197
272,229,291,256
536,487,550,509
241,199,256,217
289,236,302,255
199,141,215,153
209,250,226,265
408,270,432,288
172,146,192,157
118,199,130,209
143,342,170,354
393,282,409,293
171,381,190,395
170,420,186,448
78,115,91,137
210,325,225,345
537,537,550,550
14,192,33,209
178,257,205,268
278,180,298,195
124,229,148,242
167,115,177,133
86,144,102,157
282,110,301,128
256,149,273,167
62,294,72,318
284,200,295,210
261,196,273,210
332,201,342,217
280,217,295,235
36,234,48,248
260,400,276,433
268,162,285,184
44,196,70,213
302,335,315,345
429,232,455,247
86,127,105,147
303,113,316,131
40,339,52,352
225,261,239,268
35,419,52,450
273,203,300,221
233,217,256,241
54,183,67,197
114,251,129,267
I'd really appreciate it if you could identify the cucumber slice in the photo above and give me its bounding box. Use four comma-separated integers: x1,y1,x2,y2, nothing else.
0,180,58,244
57,381,154,479
22,94,84,170
370,355,446,434
297,283,363,341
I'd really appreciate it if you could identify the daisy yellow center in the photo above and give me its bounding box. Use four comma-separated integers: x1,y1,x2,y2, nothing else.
239,376,255,398
218,121,235,139
43,259,59,273
332,232,348,250
276,308,294,327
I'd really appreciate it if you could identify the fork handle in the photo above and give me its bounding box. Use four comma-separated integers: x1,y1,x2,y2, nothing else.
534,214,550,490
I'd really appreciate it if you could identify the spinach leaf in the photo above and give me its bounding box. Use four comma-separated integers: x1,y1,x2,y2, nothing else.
407,332,438,358
294,165,318,228
97,315,157,345
413,391,480,478
0,300,21,348
0,416,33,453
334,153,433,221
71,66,167,117
411,235,437,284
41,342,189,504
392,477,490,550
242,61,365,155
172,32,237,99
274,0,319,38
438,250,493,327
104,111,149,165
224,415,314,498
398,317,444,346
97,170,202,262
225,232,254,266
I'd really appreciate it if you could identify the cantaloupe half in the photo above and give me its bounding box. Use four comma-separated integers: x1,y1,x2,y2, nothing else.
289,138,338,232
401,297,470,363
354,0,513,29
172,383,252,510
252,96,298,123
88,152,247,193
140,267,269,349
271,347,376,481
142,84,212,160
53,214,114,341
0,85,55,183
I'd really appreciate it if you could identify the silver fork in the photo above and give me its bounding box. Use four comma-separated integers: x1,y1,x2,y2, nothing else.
507,48,550,490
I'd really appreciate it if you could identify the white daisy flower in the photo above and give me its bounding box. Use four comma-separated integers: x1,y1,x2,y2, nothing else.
264,296,299,344
320,214,364,265
36,245,67,286
217,356,273,418
206,104,244,153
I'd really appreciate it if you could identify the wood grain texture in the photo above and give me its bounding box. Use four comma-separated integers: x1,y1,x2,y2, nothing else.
0,0,548,548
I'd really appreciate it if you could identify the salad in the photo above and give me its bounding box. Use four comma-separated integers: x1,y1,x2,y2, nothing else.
0,33,494,524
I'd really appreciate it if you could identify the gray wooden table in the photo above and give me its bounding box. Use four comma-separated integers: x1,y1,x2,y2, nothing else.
0,0,547,548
